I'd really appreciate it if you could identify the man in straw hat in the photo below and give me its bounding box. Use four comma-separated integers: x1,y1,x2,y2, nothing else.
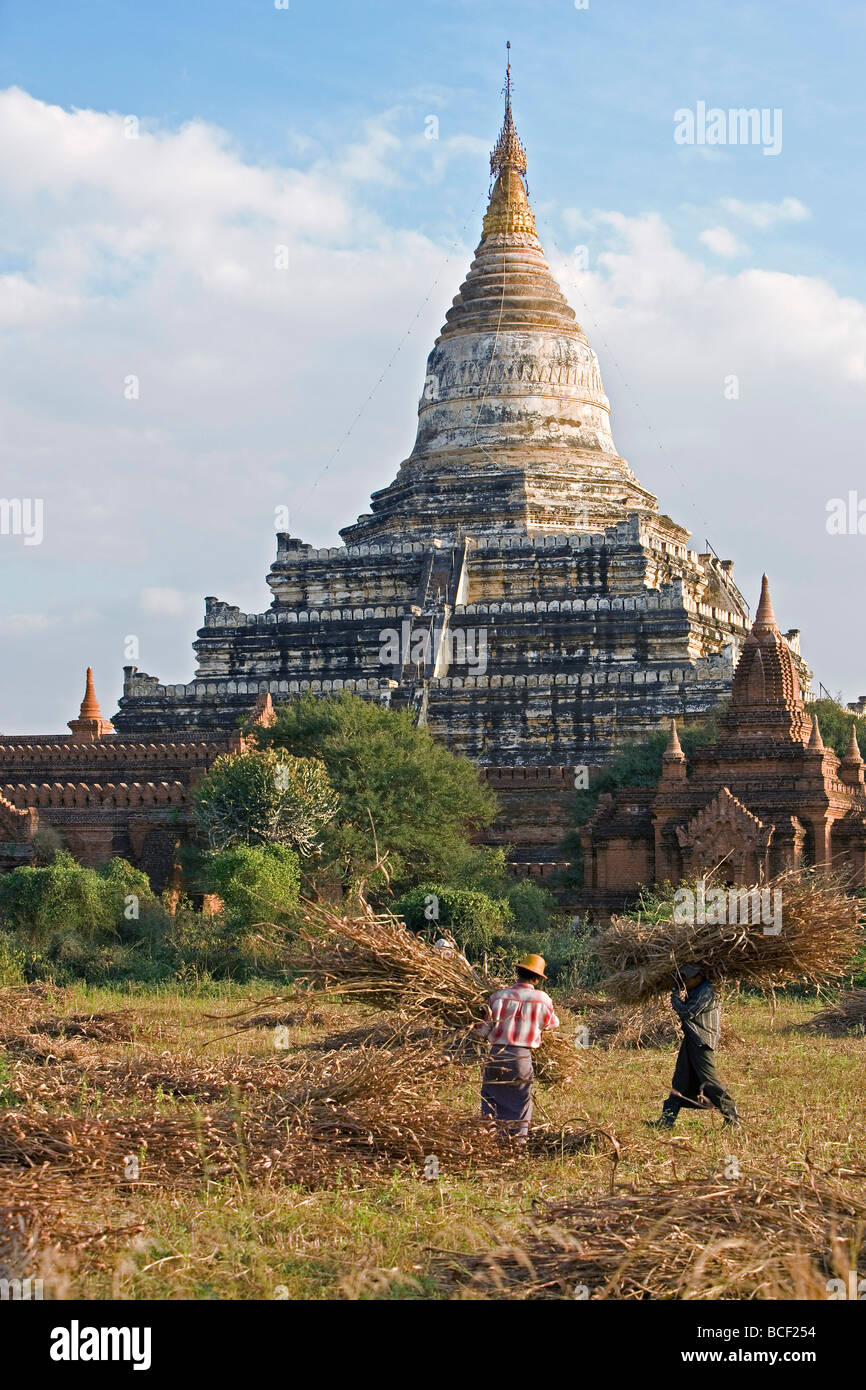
478,954,559,1140
647,961,739,1130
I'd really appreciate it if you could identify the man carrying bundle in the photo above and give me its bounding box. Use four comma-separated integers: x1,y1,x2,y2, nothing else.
478,954,559,1140
647,962,740,1130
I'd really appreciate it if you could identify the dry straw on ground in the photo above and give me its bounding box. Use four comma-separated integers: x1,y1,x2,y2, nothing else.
0,1171,141,1284
1,983,585,1201
26,1011,138,1043
435,1170,866,1300
8,1048,308,1107
597,872,863,1003
0,982,63,1033
229,1008,327,1032
801,988,866,1037
0,1040,563,1190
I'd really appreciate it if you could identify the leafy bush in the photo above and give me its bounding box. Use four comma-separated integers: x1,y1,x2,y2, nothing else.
486,915,602,989
434,845,512,896
202,844,301,931
0,936,26,986
394,872,596,983
394,884,513,957
504,879,557,933
845,930,866,989
0,851,155,946
0,846,302,985
166,898,286,982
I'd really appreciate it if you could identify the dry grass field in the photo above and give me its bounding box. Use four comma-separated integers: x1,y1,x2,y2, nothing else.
1,980,863,1301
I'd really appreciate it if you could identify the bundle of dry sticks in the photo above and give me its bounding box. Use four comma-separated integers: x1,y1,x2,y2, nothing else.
287,902,580,1085
596,871,863,1003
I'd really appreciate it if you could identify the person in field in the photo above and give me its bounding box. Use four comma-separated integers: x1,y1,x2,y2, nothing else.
478,954,559,1140
647,961,739,1130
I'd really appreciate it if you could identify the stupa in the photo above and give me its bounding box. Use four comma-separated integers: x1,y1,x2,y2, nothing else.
114,64,792,795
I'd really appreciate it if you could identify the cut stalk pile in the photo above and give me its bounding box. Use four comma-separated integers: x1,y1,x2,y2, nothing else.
0,1171,139,1283
567,992,678,1049
801,988,866,1036
0,1042,561,1188
436,1171,866,1300
28,1012,138,1043
597,871,863,1002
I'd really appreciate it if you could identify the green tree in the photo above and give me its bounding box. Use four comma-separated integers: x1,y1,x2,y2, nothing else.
435,843,512,896
505,878,557,932
251,692,498,895
192,748,338,854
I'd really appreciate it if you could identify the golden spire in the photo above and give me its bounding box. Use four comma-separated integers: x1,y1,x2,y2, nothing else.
490,42,527,181
483,43,536,239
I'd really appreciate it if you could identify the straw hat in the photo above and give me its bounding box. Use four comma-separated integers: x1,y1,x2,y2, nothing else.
516,953,547,979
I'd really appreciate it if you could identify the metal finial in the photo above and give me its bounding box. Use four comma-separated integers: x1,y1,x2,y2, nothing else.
490,40,527,181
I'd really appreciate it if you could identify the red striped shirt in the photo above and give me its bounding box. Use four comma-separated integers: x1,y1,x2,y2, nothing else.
481,983,560,1048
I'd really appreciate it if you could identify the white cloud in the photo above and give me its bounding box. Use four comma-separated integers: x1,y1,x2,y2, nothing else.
720,196,811,229
561,207,594,237
140,588,203,619
0,613,59,635
0,86,458,729
699,226,747,258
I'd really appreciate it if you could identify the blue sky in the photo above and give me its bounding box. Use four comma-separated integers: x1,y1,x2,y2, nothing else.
1,0,865,728
4,0,864,289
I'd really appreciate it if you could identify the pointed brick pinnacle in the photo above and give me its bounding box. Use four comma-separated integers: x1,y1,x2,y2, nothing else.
664,717,685,759
843,722,863,765
808,714,824,751
68,666,113,742
251,691,276,728
753,574,778,633
79,667,103,720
